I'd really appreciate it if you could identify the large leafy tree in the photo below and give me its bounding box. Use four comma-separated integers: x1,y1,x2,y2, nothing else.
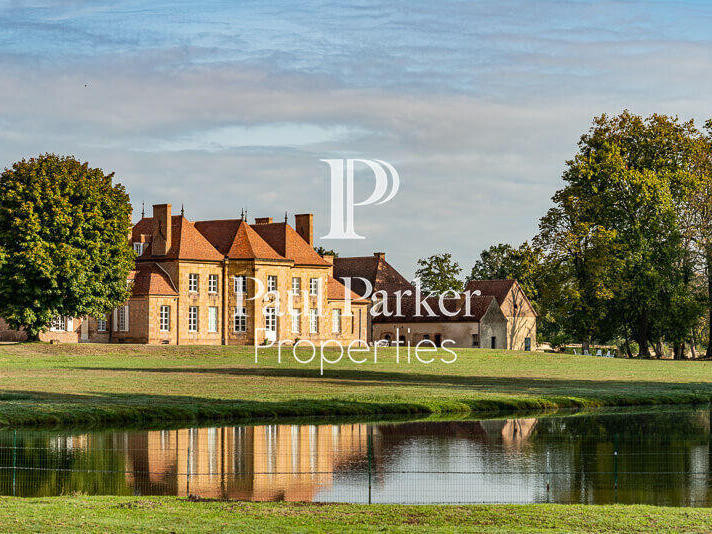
468,242,542,302
414,253,463,294
0,154,134,339
535,112,703,357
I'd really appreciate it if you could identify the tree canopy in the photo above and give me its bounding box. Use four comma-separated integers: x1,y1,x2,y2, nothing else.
414,253,463,294
0,154,134,338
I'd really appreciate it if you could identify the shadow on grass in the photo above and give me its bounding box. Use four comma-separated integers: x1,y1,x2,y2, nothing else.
74,365,712,396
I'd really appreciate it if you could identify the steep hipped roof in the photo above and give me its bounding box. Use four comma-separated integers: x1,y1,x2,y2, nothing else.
194,219,286,261
132,216,223,262
327,276,370,303
464,279,516,306
374,294,499,323
333,254,414,298
251,222,329,266
130,263,178,297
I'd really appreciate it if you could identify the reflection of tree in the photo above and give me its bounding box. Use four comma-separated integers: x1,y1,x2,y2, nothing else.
0,431,130,497
526,409,711,505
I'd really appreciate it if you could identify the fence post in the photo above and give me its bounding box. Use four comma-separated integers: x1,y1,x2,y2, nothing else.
367,426,373,505
12,429,17,497
613,433,619,501
186,429,191,497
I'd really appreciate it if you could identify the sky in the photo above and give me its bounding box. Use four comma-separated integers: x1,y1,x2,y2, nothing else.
2,0,712,278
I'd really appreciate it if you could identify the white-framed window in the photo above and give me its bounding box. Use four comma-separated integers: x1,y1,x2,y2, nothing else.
159,306,170,332
267,275,278,292
233,275,247,294
265,307,277,333
96,316,107,332
208,307,218,333
133,242,146,256
49,316,66,332
291,277,301,295
309,308,319,334
208,274,218,294
117,306,129,332
234,307,247,332
309,278,320,296
188,273,199,293
332,309,342,333
291,308,301,333
188,306,199,332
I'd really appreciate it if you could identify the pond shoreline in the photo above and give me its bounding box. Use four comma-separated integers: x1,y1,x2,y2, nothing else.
2,389,711,430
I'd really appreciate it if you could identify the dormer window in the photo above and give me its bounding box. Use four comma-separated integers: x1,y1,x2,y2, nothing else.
133,242,147,256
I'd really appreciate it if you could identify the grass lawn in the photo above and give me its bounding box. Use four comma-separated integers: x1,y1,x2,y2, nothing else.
0,496,710,533
1,343,712,427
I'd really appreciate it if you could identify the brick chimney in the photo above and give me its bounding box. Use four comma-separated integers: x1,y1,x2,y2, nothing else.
152,204,172,256
321,253,335,265
254,217,273,224
373,252,385,260
295,213,314,245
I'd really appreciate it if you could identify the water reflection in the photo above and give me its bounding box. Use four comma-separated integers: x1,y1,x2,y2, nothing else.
1,407,712,505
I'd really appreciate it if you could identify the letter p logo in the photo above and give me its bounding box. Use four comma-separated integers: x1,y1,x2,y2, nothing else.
321,159,400,240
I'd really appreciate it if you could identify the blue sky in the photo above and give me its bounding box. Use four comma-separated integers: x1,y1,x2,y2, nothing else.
2,0,712,277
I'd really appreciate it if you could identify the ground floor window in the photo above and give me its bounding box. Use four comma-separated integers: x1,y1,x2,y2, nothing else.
188,306,198,332
208,306,218,333
331,309,341,333
49,316,66,331
472,333,480,347
524,337,531,351
309,308,319,334
117,306,129,332
159,306,170,332
234,307,247,332
291,308,300,333
265,307,277,333
96,316,107,332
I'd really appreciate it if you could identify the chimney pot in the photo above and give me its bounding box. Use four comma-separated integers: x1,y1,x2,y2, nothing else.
294,213,314,245
152,204,172,256
374,252,385,260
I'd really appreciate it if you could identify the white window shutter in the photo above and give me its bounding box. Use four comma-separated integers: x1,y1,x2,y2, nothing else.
113,310,118,331
65,317,73,331
124,305,130,331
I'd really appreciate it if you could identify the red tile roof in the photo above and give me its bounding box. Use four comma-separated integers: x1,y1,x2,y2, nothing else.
327,277,370,303
333,254,414,298
464,279,516,305
132,216,223,262
251,222,329,266
130,263,178,297
194,219,285,260
374,294,498,323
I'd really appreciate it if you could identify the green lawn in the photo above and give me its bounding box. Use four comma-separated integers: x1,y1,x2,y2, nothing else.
0,496,709,533
1,343,712,427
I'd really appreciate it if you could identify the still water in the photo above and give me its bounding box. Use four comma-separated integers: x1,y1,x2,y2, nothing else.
1,406,712,505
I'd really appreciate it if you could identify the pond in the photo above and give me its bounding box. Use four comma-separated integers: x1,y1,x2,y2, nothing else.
1,406,711,505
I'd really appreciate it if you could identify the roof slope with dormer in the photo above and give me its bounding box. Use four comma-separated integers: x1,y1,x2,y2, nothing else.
132,215,224,262
251,222,329,266
194,219,286,261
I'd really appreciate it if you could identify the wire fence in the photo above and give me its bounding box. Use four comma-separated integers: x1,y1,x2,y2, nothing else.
2,424,712,506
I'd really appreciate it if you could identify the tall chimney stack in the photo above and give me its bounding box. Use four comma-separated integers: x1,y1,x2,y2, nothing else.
152,204,172,256
294,213,314,245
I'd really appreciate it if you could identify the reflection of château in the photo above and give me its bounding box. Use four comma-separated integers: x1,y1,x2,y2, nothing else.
125,425,370,500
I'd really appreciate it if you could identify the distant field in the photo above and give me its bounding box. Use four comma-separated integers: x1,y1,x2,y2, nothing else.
1,343,712,426
0,496,711,533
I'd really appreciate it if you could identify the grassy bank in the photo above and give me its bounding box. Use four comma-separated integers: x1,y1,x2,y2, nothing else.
2,343,712,427
0,496,710,533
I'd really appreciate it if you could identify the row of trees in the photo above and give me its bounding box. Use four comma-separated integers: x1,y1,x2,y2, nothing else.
416,112,712,358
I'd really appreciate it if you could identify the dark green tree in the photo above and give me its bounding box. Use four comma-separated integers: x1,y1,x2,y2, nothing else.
414,253,463,294
0,154,134,339
536,112,703,357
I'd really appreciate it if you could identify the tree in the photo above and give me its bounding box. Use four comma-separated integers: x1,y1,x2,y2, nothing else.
468,242,542,302
535,112,703,357
414,253,463,294
0,154,134,339
314,246,339,257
